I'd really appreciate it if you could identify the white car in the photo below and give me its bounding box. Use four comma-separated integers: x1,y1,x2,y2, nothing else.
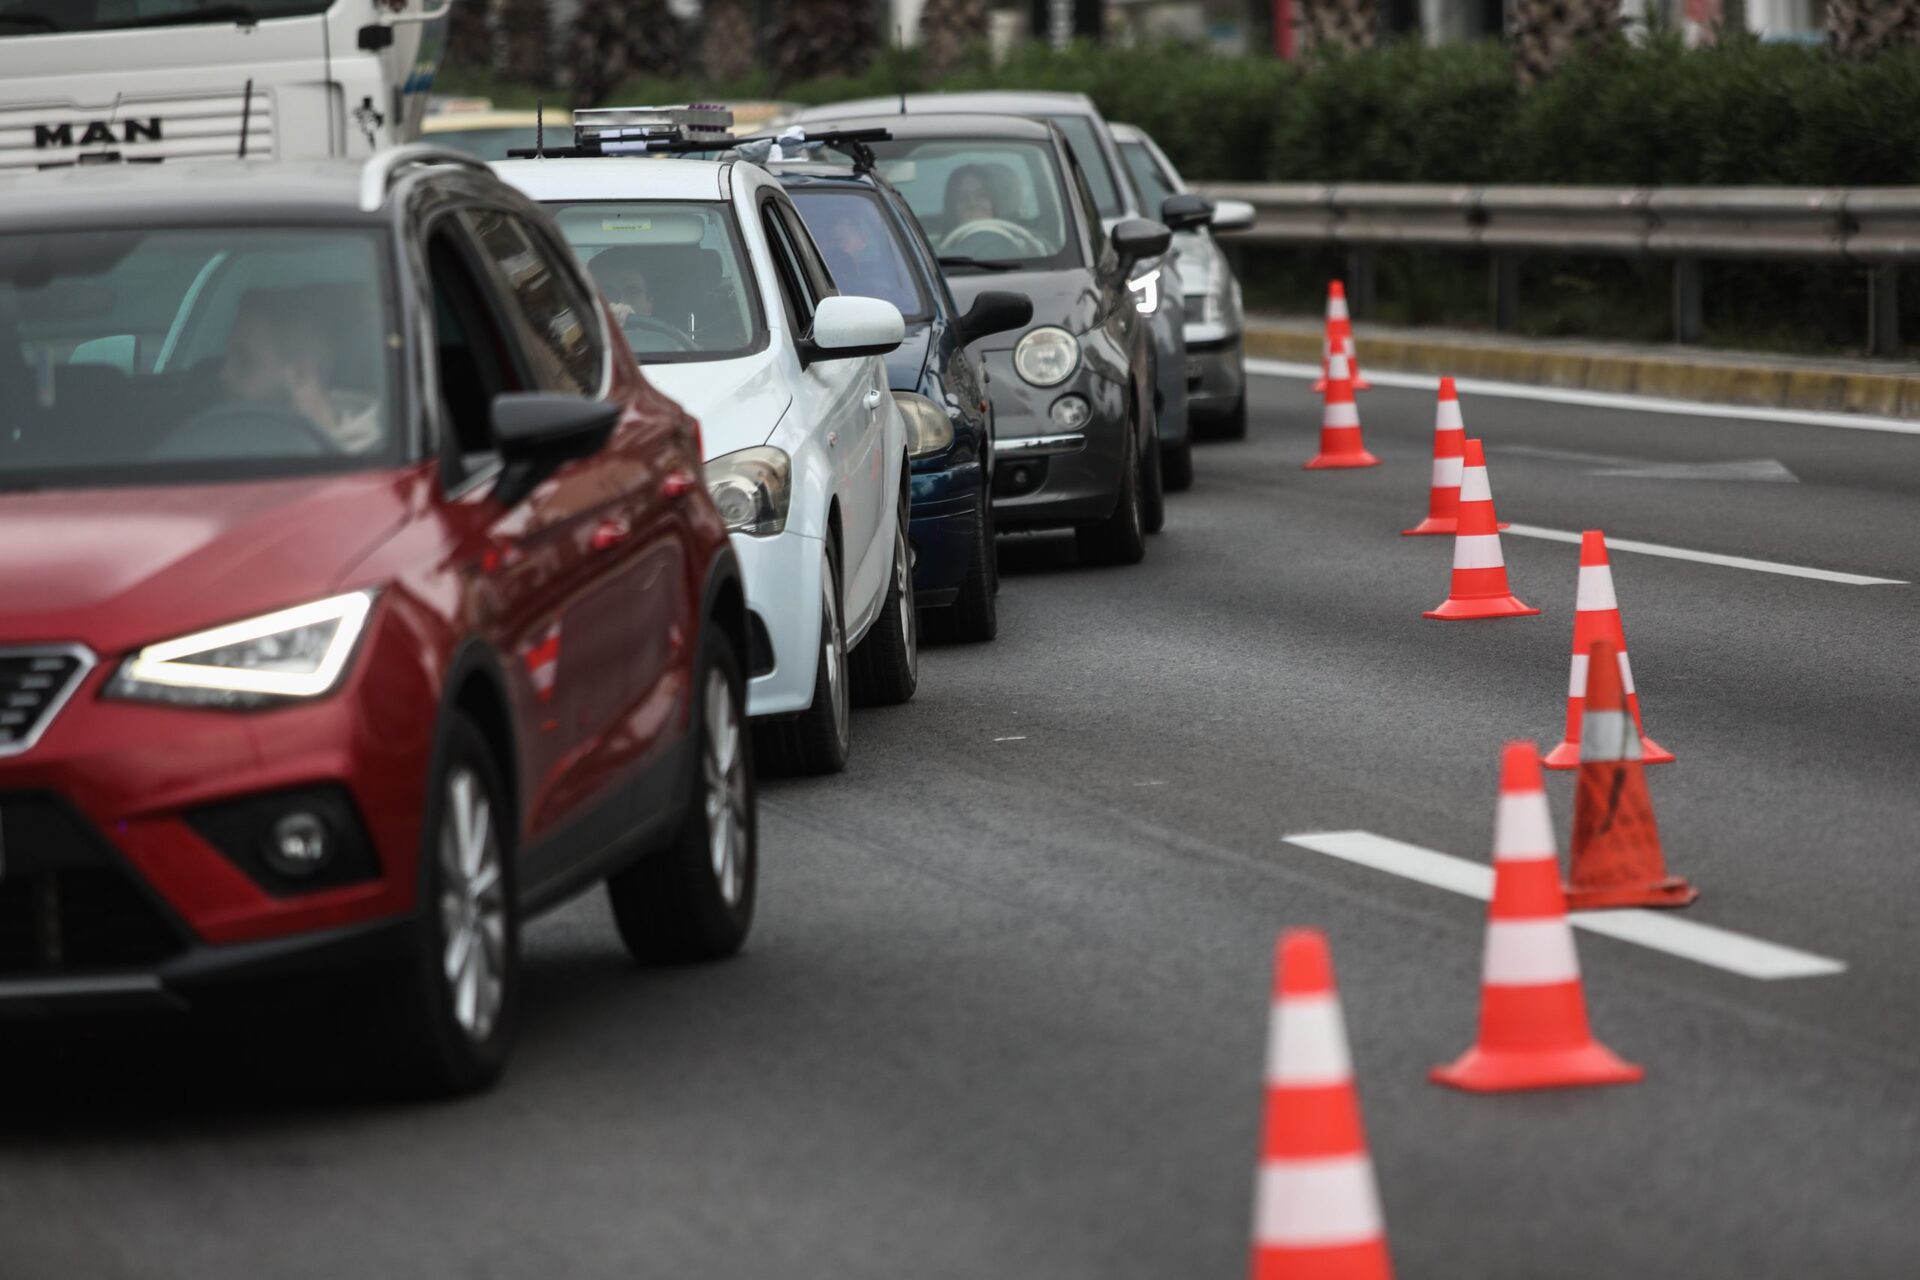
496,137,917,776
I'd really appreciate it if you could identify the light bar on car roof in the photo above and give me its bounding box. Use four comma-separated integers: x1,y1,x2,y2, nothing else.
572,104,735,153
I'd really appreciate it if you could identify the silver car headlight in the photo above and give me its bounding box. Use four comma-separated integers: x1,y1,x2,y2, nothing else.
106,590,377,708
1013,326,1079,387
893,391,955,459
1128,266,1163,316
706,445,792,536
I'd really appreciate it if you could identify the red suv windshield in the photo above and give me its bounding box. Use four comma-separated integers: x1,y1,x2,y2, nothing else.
0,226,400,489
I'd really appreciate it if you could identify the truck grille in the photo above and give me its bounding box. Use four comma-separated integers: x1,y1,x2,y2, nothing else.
0,647,91,757
0,88,273,172
0,794,185,974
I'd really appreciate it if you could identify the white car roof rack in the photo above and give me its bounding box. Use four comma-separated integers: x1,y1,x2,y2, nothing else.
359,144,495,213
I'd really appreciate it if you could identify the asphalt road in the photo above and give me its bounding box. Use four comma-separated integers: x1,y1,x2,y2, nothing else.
5,369,1918,1279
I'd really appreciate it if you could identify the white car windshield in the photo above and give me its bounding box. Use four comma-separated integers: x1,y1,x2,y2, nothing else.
547,201,765,363
863,138,1082,273
0,227,398,490
0,0,329,34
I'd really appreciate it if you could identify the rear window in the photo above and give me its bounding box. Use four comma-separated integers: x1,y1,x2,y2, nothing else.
1,227,400,490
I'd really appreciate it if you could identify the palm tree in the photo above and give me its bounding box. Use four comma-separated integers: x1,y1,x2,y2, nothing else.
1827,0,1920,58
1299,0,1377,53
915,0,986,78
699,0,757,84
769,0,880,85
567,0,684,106
492,0,553,86
1511,0,1618,90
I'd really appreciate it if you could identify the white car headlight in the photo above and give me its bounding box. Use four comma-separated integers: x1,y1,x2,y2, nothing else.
706,445,791,536
1013,326,1079,387
893,391,955,459
107,591,377,708
1128,267,1162,316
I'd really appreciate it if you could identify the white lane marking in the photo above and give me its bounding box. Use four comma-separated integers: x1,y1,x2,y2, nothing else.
1246,358,1920,437
992,735,1027,742
1503,524,1906,586
1281,831,1847,980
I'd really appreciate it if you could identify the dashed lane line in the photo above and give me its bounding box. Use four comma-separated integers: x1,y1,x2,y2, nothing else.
1245,358,1920,437
1502,523,1906,586
1282,831,1847,981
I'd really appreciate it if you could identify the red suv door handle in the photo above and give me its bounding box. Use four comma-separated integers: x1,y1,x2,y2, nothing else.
660,468,700,498
590,517,631,551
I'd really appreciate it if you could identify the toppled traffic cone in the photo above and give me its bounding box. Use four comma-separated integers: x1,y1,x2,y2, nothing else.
1432,742,1644,1093
1313,281,1370,393
1565,637,1697,910
1544,531,1672,769
1254,929,1393,1280
1424,439,1537,619
1304,351,1381,470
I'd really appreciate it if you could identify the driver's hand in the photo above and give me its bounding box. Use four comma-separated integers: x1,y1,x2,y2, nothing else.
610,302,635,324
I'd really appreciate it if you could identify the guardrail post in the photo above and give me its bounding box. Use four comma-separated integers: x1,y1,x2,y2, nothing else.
1868,266,1901,357
1490,253,1520,332
1672,258,1704,344
1346,250,1377,319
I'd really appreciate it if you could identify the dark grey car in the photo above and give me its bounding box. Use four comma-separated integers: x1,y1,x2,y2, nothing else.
798,113,1170,566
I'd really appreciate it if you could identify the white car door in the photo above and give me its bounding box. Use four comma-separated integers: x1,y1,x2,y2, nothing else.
762,199,888,635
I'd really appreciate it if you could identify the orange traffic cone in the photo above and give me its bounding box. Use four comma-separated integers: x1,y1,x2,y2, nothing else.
1543,531,1672,769
1423,439,1537,619
1564,637,1697,910
1313,281,1371,393
1304,352,1380,470
1254,929,1393,1280
1431,741,1644,1093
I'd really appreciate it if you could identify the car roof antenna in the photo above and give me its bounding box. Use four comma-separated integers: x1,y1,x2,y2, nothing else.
238,78,253,158
896,24,908,115
536,97,545,158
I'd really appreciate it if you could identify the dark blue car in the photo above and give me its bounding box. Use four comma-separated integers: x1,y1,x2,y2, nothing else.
777,162,1030,642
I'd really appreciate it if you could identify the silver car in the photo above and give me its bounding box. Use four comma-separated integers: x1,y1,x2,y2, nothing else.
1111,122,1256,439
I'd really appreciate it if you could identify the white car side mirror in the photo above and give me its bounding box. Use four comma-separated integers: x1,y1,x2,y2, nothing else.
1210,199,1257,235
801,295,905,368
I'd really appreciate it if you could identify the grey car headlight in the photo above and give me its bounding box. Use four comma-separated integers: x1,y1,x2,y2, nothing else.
893,391,955,458
1013,326,1080,388
706,445,791,536
106,590,377,708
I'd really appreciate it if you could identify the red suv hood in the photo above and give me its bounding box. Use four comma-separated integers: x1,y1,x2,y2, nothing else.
0,470,424,655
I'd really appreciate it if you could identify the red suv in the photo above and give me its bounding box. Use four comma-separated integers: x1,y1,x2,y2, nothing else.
0,150,755,1094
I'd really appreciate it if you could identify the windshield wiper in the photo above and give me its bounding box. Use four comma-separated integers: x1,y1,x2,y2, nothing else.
121,4,262,27
0,9,64,30
937,255,1023,273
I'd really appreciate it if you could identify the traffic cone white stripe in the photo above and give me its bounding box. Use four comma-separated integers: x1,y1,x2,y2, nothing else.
1566,651,1636,697
1255,1157,1386,1247
1324,401,1361,428
1329,294,1350,322
1459,466,1491,504
1435,400,1464,432
1452,534,1507,570
1578,710,1640,761
1268,994,1352,1084
1493,791,1556,859
1575,565,1619,612
1431,456,1463,487
1483,920,1583,986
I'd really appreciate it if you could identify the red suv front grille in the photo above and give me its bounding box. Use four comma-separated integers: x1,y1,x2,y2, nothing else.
0,795,185,975
0,648,91,757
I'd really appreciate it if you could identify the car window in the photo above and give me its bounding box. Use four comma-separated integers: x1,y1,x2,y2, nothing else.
760,202,817,334
547,200,766,363
1045,115,1122,219
775,203,838,305
425,223,524,479
422,125,544,160
1119,141,1178,215
787,189,929,321
860,137,1083,274
0,227,399,489
461,208,601,395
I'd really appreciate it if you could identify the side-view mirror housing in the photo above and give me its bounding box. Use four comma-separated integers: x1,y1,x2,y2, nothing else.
799,294,906,368
1209,198,1257,235
1110,218,1172,272
490,392,621,507
955,290,1033,347
1160,193,1215,233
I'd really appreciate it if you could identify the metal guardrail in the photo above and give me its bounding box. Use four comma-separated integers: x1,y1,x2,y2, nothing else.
1193,182,1920,356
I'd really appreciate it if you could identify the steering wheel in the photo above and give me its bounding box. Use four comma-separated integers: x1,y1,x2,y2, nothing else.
938,218,1049,258
156,402,340,459
621,314,696,353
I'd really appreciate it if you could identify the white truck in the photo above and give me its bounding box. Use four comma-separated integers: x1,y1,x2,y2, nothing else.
0,0,450,171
